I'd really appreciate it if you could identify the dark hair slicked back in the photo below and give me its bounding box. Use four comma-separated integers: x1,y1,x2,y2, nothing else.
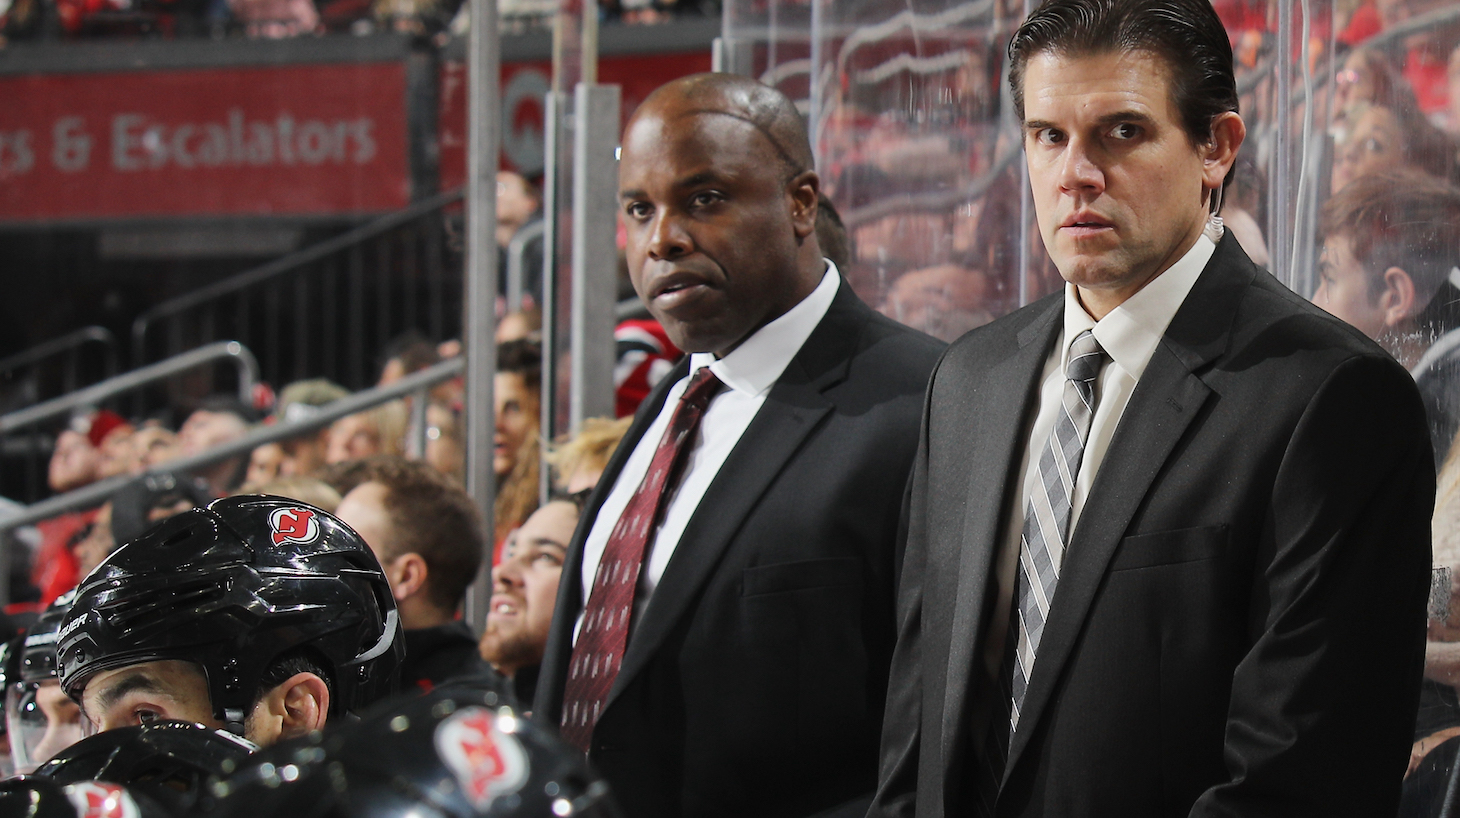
1008,0,1239,147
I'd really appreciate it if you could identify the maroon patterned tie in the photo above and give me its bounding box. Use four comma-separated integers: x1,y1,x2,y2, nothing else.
559,366,724,751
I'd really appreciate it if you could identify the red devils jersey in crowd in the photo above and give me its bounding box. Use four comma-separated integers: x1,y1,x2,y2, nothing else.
613,319,681,419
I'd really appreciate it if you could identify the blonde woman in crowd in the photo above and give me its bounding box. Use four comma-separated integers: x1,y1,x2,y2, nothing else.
325,400,409,464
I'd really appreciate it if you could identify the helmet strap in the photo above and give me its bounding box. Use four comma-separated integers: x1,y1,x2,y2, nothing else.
223,708,248,737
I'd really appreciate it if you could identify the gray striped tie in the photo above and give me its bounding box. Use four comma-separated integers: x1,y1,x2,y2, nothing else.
1010,328,1106,728
976,328,1107,816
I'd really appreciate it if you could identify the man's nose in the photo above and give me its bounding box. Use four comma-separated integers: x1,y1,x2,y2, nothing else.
492,559,520,589
646,210,693,260
1058,140,1105,195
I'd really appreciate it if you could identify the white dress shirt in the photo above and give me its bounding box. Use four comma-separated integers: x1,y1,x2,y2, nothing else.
575,266,842,641
979,235,1216,683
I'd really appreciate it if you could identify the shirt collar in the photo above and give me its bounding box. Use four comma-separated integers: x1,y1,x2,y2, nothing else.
688,263,842,397
1061,235,1214,380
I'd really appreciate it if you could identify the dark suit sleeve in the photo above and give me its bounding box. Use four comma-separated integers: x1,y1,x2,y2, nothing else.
1193,354,1434,816
870,357,940,818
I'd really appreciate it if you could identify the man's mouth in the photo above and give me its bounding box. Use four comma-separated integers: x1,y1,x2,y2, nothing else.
490,596,520,617
1061,212,1114,233
649,270,714,305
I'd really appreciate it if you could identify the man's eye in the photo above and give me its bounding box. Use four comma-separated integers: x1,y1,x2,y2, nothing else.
533,552,563,568
1108,123,1141,140
689,191,721,208
135,708,164,725
625,202,652,220
1034,128,1064,146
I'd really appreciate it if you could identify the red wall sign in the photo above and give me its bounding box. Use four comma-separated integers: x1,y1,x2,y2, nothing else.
438,50,713,191
0,62,411,222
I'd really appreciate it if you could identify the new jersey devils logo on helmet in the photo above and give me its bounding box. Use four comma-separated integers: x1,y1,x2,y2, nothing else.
435,707,529,810
62,782,141,818
269,507,319,546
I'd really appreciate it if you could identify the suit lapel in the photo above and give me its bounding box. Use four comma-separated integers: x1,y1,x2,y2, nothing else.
941,299,1061,776
604,284,866,708
1000,236,1253,786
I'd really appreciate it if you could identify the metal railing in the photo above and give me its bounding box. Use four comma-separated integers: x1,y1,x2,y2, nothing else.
0,356,466,604
0,341,259,436
0,326,118,387
505,219,545,312
130,189,465,395
0,327,119,408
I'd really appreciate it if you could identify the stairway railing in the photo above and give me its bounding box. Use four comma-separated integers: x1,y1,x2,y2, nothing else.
1,341,259,436
0,326,119,405
131,189,465,395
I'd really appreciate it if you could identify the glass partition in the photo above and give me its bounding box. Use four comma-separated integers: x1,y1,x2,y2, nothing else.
728,0,1460,807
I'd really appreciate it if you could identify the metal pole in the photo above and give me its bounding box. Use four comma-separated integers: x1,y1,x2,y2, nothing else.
464,0,500,634
1271,0,1293,286
538,91,564,505
408,386,430,459
569,83,620,429
580,0,597,86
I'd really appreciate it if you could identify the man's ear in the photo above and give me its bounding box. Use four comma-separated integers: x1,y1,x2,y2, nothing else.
1201,111,1246,193
386,552,430,604
247,672,330,745
788,170,820,240
1380,266,1419,327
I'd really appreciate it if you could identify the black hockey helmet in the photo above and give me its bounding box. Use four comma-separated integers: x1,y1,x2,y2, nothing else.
9,591,83,775
21,589,75,684
207,689,623,818
0,636,21,778
56,495,402,729
0,775,175,818
0,636,21,734
34,720,257,814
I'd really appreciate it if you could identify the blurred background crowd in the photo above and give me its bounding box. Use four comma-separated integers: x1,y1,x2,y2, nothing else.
7,0,1460,812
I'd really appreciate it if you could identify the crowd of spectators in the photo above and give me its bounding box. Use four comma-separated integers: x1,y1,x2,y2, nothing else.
0,313,646,786
8,332,506,604
0,0,713,47
7,313,652,682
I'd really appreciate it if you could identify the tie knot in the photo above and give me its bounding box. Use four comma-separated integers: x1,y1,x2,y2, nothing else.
1065,330,1106,385
680,367,724,410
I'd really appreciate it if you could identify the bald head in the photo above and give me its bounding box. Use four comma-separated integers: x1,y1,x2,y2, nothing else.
618,73,826,359
631,74,815,180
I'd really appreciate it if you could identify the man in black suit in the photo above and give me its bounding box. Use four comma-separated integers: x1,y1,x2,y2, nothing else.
534,73,943,818
872,1,1435,816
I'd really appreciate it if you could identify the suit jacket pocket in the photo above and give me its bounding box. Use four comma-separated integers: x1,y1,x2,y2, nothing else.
1109,524,1228,572
741,557,862,597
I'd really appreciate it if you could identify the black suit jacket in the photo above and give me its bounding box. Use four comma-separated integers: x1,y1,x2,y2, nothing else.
873,236,1435,817
536,281,944,818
